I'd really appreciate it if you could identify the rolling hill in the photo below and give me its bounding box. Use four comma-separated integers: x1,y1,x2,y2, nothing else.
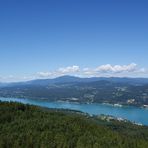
0,101,148,148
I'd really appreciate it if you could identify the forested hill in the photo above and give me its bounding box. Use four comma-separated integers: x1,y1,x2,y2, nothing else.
0,101,148,148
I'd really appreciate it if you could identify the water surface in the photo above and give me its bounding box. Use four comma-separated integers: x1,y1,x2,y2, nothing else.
0,97,148,125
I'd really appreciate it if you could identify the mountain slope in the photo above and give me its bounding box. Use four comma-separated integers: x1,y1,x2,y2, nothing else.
0,76,148,106
0,102,148,148
3,76,148,87
0,79,148,106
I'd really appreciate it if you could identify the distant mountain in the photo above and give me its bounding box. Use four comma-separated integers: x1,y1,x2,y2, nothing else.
3,76,148,87
1,75,100,87
27,76,148,86
28,75,85,85
1,76,148,107
0,83,9,87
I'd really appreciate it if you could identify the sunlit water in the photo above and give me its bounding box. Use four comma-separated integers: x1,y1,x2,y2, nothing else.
0,97,148,125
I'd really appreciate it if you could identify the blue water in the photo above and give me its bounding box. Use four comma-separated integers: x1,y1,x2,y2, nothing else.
0,97,148,125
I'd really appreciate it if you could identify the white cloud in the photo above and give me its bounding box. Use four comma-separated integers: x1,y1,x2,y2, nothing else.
58,65,80,74
0,75,34,83
37,66,80,78
95,63,137,73
82,63,140,77
0,63,147,82
37,72,53,77
37,63,146,79
139,68,146,73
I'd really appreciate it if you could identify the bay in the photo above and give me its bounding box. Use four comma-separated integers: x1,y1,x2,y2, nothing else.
0,97,148,125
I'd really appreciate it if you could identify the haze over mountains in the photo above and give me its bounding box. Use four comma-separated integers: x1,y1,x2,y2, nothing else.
1,75,148,86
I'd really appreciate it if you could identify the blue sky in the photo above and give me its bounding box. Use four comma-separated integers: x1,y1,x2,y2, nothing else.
0,0,148,82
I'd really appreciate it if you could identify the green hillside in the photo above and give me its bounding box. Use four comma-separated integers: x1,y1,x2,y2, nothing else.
0,101,148,148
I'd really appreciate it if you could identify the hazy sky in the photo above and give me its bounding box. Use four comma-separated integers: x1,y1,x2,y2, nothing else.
0,0,148,82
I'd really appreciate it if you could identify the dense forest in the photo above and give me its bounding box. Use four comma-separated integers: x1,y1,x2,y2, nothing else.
0,101,148,148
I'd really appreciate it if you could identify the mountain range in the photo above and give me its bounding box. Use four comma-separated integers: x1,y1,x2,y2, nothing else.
1,75,148,86
0,76,148,107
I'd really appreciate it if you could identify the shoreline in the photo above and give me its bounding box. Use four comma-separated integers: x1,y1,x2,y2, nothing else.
0,96,148,109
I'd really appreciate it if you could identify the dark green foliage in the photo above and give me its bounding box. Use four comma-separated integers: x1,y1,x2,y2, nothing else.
0,102,148,148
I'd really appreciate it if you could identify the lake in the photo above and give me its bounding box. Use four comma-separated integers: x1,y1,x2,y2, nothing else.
0,97,148,125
